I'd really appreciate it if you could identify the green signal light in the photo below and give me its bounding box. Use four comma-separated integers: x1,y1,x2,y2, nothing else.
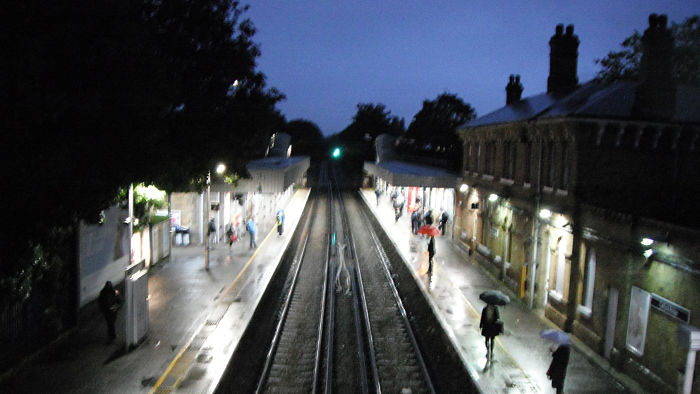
332,147,341,158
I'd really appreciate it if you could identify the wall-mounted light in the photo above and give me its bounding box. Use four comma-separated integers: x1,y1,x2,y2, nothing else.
459,184,468,193
539,208,552,219
488,193,498,202
641,238,654,247
643,249,654,259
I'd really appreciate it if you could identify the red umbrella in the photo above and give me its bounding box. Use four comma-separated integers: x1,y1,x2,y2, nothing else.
416,225,440,237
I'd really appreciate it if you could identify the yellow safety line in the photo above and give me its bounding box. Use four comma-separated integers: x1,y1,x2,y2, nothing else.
149,319,206,393
451,274,537,387
150,224,277,393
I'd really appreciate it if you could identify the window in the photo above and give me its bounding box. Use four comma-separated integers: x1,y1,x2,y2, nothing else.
486,142,496,175
524,142,532,184
544,142,555,187
504,141,516,179
554,238,566,297
475,143,481,172
578,248,596,318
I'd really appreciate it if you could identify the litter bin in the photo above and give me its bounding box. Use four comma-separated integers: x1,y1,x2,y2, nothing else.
181,227,190,246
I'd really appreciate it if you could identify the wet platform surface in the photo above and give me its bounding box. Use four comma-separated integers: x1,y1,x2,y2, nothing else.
1,187,644,393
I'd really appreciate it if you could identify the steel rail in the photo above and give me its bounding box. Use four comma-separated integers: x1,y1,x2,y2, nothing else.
361,206,436,394
324,166,341,394
344,202,381,393
255,195,317,393
335,186,370,394
312,168,333,393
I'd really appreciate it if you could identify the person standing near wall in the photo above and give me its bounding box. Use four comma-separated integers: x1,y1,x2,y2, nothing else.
98,281,122,343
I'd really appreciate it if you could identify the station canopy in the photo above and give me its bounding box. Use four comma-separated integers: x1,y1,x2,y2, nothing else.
363,160,460,189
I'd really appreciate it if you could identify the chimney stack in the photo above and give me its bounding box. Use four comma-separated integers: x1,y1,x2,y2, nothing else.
547,24,579,94
633,13,675,120
506,75,524,105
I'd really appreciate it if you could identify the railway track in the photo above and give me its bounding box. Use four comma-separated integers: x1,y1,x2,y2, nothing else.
217,163,471,393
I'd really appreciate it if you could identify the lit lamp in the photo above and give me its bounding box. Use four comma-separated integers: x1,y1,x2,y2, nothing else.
205,163,226,270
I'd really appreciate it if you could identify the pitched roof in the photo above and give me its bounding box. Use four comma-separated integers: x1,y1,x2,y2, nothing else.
462,81,700,129
363,160,459,188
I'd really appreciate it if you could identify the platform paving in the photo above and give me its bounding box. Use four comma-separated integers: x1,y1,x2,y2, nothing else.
0,189,310,394
1,187,649,393
360,188,646,394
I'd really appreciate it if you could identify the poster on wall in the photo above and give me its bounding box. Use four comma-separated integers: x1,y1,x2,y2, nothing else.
626,286,651,356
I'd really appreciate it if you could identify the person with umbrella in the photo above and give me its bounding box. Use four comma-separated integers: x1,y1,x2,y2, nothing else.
541,329,571,393
479,290,508,362
416,224,440,273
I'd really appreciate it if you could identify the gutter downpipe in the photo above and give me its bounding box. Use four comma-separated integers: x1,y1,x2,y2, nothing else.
528,131,542,309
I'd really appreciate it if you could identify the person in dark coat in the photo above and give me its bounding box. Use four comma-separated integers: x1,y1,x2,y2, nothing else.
547,344,570,393
479,304,501,362
427,236,436,273
411,210,421,234
98,281,121,343
439,209,449,235
424,209,434,225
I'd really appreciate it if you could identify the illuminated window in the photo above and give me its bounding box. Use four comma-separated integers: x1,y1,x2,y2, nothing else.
554,238,566,297
579,248,596,317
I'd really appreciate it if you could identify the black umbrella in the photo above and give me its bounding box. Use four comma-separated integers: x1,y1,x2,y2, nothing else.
479,290,510,305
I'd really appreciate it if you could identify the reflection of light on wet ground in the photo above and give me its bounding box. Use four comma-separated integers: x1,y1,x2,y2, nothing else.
148,276,166,310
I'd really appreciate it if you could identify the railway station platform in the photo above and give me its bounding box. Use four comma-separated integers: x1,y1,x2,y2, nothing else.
0,189,311,394
359,188,645,393
1,186,646,393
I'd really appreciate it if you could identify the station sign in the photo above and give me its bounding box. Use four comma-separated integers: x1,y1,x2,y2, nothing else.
651,293,690,324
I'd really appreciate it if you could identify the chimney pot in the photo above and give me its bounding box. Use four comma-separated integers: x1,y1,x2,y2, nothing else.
548,23,579,94
634,13,675,120
506,74,524,105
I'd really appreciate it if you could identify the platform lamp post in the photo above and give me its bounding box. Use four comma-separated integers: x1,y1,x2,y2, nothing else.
205,163,226,270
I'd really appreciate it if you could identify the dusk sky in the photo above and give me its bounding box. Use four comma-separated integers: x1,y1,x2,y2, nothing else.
246,1,700,136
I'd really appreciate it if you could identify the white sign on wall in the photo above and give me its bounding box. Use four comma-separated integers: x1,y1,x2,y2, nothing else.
626,286,651,356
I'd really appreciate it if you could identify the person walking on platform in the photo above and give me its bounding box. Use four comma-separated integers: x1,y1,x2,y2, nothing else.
427,235,436,273
424,208,434,225
375,186,381,206
479,304,502,362
226,224,236,249
439,208,449,236
98,281,121,343
207,218,216,245
246,216,257,249
276,208,285,236
547,344,570,393
411,209,421,234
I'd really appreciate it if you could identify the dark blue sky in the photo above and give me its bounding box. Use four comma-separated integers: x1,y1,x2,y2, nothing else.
246,1,700,136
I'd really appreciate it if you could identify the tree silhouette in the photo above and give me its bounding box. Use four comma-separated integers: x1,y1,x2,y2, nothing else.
595,15,700,85
338,103,405,142
402,93,475,171
282,119,326,161
1,0,283,279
